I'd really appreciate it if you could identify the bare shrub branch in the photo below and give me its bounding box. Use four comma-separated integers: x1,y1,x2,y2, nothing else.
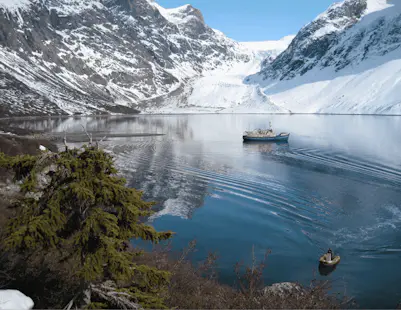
81,125,92,145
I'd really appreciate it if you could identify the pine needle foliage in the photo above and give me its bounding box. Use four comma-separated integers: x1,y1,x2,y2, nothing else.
0,146,173,308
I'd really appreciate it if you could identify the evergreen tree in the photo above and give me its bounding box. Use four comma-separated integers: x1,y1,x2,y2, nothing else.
0,146,173,309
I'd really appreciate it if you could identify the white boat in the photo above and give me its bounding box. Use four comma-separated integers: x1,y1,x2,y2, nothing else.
243,122,290,142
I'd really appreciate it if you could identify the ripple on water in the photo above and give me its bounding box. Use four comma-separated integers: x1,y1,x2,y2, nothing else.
282,148,401,186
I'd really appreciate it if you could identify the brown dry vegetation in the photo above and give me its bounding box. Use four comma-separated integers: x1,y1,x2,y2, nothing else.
1,237,350,310
0,240,347,309
133,241,348,309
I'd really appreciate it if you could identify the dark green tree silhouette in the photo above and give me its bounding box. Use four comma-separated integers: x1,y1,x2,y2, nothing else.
1,146,173,309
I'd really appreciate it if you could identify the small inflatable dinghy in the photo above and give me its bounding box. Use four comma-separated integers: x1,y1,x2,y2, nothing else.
319,254,341,266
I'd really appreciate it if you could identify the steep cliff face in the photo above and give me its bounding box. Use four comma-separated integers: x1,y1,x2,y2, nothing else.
0,0,248,116
246,0,401,114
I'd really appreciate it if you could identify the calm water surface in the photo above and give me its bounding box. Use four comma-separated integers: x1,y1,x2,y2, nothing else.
9,114,401,308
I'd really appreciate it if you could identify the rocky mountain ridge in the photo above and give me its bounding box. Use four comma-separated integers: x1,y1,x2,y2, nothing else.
0,0,249,116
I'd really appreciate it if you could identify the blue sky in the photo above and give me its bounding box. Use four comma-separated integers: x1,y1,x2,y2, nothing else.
156,0,338,41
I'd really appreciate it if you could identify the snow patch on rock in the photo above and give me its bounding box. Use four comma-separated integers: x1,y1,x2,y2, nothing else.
0,290,34,310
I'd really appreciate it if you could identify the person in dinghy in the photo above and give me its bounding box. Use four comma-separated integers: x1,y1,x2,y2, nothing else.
319,248,340,266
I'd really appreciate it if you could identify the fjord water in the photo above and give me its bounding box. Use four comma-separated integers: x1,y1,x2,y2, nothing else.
11,114,401,308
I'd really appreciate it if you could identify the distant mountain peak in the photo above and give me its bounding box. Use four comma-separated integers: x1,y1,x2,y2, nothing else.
149,1,205,25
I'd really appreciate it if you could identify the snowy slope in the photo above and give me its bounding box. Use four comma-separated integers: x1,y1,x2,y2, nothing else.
247,0,401,114
145,35,295,114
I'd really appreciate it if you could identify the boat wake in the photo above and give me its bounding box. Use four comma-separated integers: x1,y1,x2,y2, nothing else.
270,147,401,187
331,205,401,253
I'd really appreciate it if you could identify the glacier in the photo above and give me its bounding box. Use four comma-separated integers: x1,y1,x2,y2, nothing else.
143,35,295,114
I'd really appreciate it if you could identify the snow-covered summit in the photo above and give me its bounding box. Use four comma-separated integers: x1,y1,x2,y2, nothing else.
313,0,393,23
364,0,398,15
311,0,399,38
150,2,204,25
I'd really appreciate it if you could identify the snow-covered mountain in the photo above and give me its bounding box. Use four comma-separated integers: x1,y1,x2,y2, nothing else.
0,0,249,116
2,0,400,116
246,0,401,114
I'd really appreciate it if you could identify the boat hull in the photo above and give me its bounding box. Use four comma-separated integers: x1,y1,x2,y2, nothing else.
243,134,289,142
319,255,341,267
